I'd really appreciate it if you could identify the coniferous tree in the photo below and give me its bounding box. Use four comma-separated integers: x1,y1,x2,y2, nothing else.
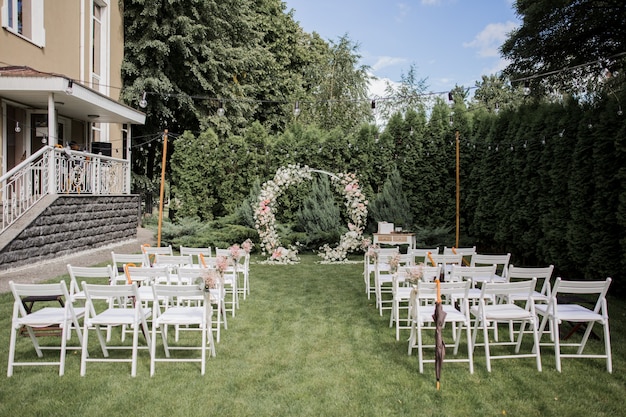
296,176,342,248
369,168,413,230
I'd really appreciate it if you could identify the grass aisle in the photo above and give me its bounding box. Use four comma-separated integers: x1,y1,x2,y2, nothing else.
0,254,625,416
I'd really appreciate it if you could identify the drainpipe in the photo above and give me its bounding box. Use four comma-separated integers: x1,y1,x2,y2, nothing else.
126,124,132,193
47,93,57,194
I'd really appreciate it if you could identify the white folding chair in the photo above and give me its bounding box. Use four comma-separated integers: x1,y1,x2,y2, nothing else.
235,252,251,300
374,250,401,316
67,264,117,341
448,264,498,300
470,279,542,372
213,253,239,316
535,277,612,373
470,253,511,282
177,266,227,343
141,244,173,265
111,251,150,283
389,265,441,340
364,247,397,300
505,265,555,340
153,254,194,283
506,265,555,302
67,264,116,301
8,281,84,376
408,280,474,374
407,248,439,265
443,246,476,265
80,282,152,377
179,246,213,266
426,252,463,278
150,284,215,376
123,265,172,308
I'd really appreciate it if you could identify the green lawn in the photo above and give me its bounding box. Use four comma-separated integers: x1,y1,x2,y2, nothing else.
1,254,624,417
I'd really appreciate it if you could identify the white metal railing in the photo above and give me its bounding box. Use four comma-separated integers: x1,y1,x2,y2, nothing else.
1,146,130,233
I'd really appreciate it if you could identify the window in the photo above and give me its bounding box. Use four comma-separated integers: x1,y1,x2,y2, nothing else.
90,1,109,143
91,3,102,88
1,0,45,47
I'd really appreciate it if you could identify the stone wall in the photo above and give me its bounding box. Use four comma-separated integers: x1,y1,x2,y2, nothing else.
0,195,140,271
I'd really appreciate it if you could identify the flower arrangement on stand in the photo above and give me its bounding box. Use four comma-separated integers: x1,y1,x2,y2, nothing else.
388,253,401,273
242,239,254,254
406,263,425,285
215,255,229,274
197,268,223,294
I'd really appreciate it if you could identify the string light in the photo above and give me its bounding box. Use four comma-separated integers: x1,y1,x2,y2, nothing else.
293,101,301,117
14,121,21,133
139,92,148,108
217,100,225,117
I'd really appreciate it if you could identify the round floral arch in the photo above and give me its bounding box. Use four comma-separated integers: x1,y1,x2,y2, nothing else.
254,164,368,264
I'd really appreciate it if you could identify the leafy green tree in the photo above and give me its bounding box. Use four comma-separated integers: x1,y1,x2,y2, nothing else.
471,74,527,114
300,35,373,132
378,64,429,121
501,0,626,95
169,130,221,220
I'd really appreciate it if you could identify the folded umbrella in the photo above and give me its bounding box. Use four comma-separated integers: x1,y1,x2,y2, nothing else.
433,278,446,390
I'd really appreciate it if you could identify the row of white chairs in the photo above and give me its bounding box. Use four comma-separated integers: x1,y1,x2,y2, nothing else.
364,246,511,303
8,279,215,377
366,247,613,374
140,245,252,302
8,244,253,377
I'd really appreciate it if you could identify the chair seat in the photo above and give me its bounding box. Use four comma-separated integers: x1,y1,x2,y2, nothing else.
16,307,83,328
415,304,466,324
536,304,605,322
472,304,535,321
508,290,548,303
87,307,152,326
156,306,204,325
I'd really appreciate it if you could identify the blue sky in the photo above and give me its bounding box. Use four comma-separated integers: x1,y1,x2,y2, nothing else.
283,0,520,98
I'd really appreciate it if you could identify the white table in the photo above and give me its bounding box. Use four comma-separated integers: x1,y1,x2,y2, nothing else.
373,233,416,250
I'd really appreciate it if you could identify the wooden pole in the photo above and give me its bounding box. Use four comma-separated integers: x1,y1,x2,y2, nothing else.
157,129,168,247
455,130,460,248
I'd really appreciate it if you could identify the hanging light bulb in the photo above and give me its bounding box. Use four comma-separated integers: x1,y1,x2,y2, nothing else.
65,80,73,95
523,81,530,96
494,102,500,114
14,121,21,133
371,100,376,109
217,100,225,117
139,91,148,108
293,101,301,117
618,106,623,116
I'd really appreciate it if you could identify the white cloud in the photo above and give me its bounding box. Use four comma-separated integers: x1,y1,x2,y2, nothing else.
463,21,518,58
421,0,441,5
371,56,409,72
367,76,399,99
396,3,411,21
